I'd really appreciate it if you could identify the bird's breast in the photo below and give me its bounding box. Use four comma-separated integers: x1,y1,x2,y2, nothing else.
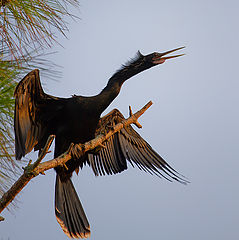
55,102,100,144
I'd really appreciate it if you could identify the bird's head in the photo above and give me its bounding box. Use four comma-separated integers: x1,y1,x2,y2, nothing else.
147,46,185,65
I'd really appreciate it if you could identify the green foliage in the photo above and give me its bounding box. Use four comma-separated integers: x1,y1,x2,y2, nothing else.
0,0,79,196
0,52,61,195
1,0,78,60
0,59,18,194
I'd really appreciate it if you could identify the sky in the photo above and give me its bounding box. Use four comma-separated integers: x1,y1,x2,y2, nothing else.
1,0,239,239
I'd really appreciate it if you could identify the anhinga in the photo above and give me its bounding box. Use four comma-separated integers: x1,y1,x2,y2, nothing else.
14,47,186,238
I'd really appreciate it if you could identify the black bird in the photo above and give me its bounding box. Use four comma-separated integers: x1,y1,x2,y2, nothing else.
14,47,186,238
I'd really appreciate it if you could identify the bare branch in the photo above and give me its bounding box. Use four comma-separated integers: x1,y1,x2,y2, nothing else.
0,101,153,216
0,135,55,213
129,105,142,128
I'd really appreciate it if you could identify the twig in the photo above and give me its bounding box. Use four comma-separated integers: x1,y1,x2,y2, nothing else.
129,105,142,128
0,101,153,216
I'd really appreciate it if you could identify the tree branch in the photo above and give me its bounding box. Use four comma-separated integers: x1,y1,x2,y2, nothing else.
0,101,153,216
0,135,55,215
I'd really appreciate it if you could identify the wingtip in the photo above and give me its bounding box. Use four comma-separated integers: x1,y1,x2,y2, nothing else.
14,69,40,95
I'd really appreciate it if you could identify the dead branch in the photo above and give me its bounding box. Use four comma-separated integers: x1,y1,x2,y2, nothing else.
0,101,153,217
0,135,55,215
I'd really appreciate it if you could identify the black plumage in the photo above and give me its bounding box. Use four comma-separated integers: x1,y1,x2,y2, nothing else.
14,47,186,238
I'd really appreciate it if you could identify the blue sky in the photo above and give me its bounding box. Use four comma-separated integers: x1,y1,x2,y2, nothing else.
1,1,239,239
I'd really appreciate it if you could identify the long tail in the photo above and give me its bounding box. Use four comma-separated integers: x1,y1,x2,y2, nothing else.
55,174,90,238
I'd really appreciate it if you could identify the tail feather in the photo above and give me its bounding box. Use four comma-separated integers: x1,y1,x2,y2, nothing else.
55,175,90,238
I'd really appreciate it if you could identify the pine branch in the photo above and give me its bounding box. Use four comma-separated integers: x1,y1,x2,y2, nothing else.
0,101,153,218
0,54,61,196
0,0,79,61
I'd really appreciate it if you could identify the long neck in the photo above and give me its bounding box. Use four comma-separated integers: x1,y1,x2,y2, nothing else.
94,52,155,114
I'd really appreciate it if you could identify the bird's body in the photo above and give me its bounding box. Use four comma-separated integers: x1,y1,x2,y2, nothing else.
50,97,100,173
14,47,186,238
52,96,100,156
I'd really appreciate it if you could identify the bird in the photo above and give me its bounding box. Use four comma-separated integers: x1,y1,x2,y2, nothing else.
14,47,186,238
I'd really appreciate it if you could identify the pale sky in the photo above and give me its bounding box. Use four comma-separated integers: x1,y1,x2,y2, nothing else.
1,1,239,239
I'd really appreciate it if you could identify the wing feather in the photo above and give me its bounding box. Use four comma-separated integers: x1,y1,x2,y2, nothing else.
88,109,187,183
14,69,61,160
98,151,107,175
108,137,119,173
103,142,113,175
88,153,98,176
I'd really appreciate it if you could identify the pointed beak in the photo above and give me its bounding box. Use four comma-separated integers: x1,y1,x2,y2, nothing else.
153,46,185,64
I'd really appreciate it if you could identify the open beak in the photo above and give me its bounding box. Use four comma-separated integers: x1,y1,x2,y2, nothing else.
153,46,185,64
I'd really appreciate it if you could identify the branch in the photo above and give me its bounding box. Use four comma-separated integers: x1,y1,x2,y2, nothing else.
0,135,55,214
0,101,153,216
1,0,80,61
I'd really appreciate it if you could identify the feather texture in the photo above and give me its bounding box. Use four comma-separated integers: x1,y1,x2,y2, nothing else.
14,69,62,159
88,109,187,184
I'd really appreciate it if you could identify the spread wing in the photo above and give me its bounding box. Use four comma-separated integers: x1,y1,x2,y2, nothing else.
88,109,187,183
14,69,62,160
